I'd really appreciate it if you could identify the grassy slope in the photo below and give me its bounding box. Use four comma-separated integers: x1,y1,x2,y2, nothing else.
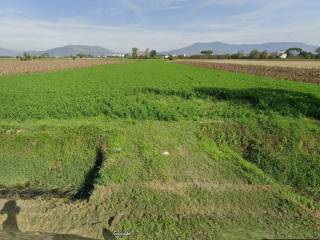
0,61,319,239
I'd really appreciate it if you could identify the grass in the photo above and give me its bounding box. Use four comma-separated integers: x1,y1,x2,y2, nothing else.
0,60,319,239
0,125,101,190
1,60,319,121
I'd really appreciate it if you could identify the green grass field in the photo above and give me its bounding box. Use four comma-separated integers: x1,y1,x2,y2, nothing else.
0,60,319,239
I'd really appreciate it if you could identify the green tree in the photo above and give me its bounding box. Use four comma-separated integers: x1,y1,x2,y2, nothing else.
316,47,320,55
249,49,260,59
76,53,86,58
150,50,157,58
20,52,32,61
41,53,50,58
259,50,269,59
200,50,213,57
268,52,277,59
132,47,138,59
286,48,303,57
300,51,315,59
234,51,245,59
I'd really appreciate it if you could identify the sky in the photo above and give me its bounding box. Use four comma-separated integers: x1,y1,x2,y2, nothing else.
0,0,319,52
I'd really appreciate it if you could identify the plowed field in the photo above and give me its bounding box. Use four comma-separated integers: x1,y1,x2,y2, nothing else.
0,59,123,76
176,59,320,84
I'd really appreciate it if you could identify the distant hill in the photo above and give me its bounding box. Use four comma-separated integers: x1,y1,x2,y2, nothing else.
38,45,113,57
0,45,114,57
0,47,21,57
1,42,319,57
166,42,319,55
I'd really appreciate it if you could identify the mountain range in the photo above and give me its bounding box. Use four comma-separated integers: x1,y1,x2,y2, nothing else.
0,47,21,57
0,45,113,57
165,42,318,55
0,42,319,57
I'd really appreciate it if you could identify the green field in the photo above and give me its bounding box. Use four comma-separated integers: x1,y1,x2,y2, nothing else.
0,61,319,239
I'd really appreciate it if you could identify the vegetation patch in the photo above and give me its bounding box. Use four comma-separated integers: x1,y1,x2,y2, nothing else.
200,117,320,199
0,61,319,238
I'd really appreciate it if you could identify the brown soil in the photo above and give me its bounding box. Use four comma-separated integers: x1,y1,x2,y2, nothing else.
179,59,320,69
0,59,123,76
176,60,320,84
0,197,107,239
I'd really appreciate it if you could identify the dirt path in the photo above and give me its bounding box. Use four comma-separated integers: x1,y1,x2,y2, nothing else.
176,60,320,84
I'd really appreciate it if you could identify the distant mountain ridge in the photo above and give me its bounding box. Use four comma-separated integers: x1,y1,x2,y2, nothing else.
38,45,113,57
0,45,114,57
1,42,319,57
165,42,318,55
0,47,21,57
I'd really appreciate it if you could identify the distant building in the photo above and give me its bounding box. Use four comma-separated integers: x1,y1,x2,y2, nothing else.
137,51,145,57
276,51,287,59
111,53,125,58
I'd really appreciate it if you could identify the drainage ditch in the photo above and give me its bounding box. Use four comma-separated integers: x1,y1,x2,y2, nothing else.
73,144,106,201
0,142,106,201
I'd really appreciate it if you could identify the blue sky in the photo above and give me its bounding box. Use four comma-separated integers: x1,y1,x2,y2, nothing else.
0,0,319,51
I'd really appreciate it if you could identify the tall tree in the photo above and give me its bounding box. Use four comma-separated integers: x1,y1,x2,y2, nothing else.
132,47,138,59
150,50,157,58
200,50,213,56
249,49,260,59
259,50,269,59
286,48,303,57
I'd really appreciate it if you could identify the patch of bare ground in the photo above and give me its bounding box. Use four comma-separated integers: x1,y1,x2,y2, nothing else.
176,60,320,84
0,182,317,239
0,59,124,76
180,59,320,69
144,181,271,195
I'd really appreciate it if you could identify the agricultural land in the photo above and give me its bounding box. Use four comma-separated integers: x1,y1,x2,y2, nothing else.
176,59,320,84
0,60,319,239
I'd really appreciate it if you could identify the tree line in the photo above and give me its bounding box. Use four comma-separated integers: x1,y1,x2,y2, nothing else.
188,47,320,60
131,48,158,59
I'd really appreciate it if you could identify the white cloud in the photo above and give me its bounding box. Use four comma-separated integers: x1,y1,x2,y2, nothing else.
0,1,319,51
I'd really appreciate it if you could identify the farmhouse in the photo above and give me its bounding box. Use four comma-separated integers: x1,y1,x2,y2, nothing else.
276,50,287,59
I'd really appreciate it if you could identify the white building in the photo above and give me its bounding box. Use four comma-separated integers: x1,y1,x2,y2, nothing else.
111,53,125,58
276,51,287,59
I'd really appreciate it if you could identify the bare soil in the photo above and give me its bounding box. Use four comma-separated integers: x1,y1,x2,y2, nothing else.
180,59,320,69
0,192,112,239
176,60,320,84
0,59,123,76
